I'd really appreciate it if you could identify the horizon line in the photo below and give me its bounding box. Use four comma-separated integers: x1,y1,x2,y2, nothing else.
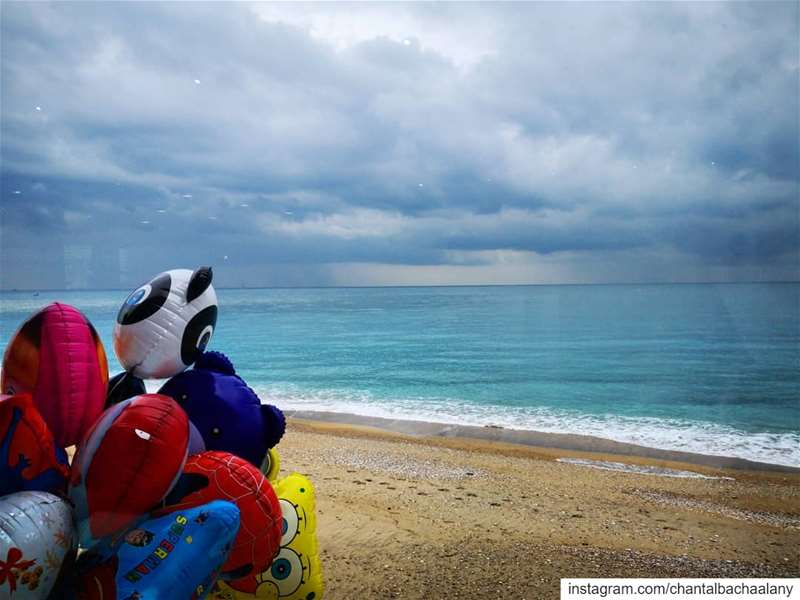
1,280,799,293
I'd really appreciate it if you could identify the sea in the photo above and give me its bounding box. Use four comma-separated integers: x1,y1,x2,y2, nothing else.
1,283,798,467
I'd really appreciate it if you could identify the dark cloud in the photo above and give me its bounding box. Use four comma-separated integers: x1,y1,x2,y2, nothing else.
1,2,798,288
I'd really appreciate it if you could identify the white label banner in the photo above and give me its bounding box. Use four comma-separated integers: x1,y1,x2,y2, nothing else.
561,579,800,600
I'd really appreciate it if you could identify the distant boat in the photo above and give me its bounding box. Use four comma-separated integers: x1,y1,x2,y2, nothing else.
32,291,40,297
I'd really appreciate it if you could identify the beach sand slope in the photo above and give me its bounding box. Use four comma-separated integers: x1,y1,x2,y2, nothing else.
279,418,800,600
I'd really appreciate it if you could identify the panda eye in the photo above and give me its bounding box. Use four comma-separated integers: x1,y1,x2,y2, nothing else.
117,273,172,325
180,305,218,366
267,548,304,597
126,285,150,306
279,499,300,545
196,325,213,351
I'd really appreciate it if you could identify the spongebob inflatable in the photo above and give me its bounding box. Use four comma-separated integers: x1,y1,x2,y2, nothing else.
212,450,323,600
261,447,281,482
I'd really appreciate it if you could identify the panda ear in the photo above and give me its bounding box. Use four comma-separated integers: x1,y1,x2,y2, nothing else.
186,266,213,302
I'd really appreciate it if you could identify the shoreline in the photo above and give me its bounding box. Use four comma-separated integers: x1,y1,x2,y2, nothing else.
286,410,800,474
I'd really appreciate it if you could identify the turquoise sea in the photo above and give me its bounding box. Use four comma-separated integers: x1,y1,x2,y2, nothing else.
1,283,798,466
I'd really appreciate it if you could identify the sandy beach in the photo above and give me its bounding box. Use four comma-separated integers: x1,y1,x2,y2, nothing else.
275,416,800,599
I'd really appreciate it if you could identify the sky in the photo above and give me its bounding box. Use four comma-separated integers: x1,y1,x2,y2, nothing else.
1,2,798,290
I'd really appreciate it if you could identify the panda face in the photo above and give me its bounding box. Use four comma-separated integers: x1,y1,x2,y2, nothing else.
113,268,218,379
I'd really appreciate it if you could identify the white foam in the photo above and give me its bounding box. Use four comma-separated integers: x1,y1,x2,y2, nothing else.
555,458,734,479
256,384,800,468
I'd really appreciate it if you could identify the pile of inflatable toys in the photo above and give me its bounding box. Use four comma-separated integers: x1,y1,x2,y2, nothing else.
0,267,323,600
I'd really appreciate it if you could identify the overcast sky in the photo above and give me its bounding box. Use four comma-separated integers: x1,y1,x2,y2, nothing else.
1,2,798,289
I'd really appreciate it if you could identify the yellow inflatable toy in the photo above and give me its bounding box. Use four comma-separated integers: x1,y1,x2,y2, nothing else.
261,447,281,482
213,453,323,600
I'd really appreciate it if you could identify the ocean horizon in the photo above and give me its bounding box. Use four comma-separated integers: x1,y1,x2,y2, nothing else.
1,282,798,467
3,280,799,292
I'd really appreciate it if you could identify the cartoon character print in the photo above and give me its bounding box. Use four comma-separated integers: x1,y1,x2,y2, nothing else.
213,471,323,600
0,406,66,495
252,495,315,600
0,395,69,496
0,407,30,491
124,529,156,548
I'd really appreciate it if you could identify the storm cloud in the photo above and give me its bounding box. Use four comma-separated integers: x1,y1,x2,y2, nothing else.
1,2,797,289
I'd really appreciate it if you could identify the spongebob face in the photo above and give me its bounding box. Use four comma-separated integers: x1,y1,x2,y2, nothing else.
279,498,303,546
257,545,310,598
256,474,322,600
210,470,323,600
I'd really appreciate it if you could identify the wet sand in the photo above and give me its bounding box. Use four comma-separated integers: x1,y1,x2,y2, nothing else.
286,410,800,473
277,416,800,599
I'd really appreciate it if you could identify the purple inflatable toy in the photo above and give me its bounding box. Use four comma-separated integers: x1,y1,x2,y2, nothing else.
158,352,284,468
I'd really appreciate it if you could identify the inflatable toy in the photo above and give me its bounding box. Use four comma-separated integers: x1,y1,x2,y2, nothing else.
154,451,282,582
69,394,190,547
113,267,218,379
0,491,76,600
1,302,109,447
188,421,207,456
261,448,281,483
212,472,323,600
73,500,240,600
159,352,285,467
0,393,69,496
106,371,146,407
